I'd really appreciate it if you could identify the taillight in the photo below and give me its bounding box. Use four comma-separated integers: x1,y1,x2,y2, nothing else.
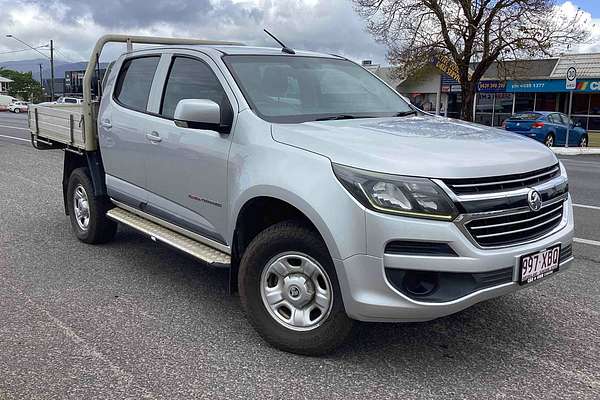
532,122,545,129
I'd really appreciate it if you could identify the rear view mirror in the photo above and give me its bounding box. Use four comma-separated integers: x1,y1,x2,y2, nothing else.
174,99,224,132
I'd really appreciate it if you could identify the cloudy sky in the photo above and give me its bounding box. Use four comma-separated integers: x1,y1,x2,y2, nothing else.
0,0,598,65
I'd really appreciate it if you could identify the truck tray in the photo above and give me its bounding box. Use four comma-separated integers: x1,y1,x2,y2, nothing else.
28,103,92,150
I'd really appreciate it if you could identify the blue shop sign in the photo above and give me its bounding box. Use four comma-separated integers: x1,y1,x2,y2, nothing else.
506,79,600,92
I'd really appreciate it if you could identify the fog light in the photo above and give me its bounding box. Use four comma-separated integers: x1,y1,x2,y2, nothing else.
402,271,439,297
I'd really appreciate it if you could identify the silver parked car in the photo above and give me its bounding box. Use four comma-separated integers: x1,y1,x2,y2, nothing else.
30,35,574,355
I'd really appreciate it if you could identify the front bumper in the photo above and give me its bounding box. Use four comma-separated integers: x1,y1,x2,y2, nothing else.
335,196,574,322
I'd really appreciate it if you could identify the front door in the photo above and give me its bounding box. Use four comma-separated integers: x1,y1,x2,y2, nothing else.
144,53,236,246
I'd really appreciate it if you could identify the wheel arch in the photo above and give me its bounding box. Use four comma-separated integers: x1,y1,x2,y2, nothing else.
228,191,341,293
62,150,108,215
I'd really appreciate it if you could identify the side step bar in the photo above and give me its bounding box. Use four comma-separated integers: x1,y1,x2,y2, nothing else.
106,207,231,267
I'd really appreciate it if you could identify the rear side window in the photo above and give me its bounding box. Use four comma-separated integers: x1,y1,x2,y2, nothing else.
160,57,231,119
114,56,160,112
548,114,561,124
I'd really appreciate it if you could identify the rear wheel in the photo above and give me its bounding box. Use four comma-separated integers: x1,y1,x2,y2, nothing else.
67,168,117,244
544,133,554,147
13,108,20,113
238,221,353,355
579,135,588,147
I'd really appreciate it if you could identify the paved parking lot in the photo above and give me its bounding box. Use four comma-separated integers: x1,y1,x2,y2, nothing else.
0,112,599,399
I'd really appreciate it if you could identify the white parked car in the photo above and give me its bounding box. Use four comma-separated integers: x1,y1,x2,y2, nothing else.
56,96,83,104
8,101,29,113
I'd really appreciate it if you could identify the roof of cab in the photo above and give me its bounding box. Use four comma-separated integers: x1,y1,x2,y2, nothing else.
127,44,342,59
213,45,341,58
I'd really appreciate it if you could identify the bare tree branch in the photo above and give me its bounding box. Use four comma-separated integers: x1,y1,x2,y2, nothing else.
353,0,589,120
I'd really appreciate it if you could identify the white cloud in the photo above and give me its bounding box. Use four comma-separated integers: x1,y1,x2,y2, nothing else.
556,1,600,53
0,0,388,65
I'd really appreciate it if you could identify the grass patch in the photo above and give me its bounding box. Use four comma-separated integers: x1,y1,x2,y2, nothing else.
589,132,600,147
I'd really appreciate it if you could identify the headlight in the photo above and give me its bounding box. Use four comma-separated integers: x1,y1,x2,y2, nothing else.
333,163,458,221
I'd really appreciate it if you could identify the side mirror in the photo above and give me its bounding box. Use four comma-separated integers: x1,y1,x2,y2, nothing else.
174,99,223,132
575,121,582,127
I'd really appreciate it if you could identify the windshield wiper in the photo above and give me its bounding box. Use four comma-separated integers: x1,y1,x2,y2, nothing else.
394,110,417,117
315,114,360,121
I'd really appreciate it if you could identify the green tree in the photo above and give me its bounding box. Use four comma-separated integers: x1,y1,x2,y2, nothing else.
0,68,44,102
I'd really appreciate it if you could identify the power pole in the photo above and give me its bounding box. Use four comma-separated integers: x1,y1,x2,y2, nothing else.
50,39,55,101
39,63,43,83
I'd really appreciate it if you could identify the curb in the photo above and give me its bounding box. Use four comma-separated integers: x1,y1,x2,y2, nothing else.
551,147,600,155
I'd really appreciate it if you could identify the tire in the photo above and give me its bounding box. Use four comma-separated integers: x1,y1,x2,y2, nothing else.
238,221,353,356
13,108,20,113
579,135,588,148
544,133,554,147
66,167,117,244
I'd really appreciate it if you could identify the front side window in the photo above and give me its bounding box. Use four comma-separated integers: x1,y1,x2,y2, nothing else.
161,57,231,119
223,55,413,123
114,56,160,112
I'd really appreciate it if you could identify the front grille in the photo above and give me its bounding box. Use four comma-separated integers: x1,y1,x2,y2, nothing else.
465,201,564,247
444,164,560,195
560,244,573,263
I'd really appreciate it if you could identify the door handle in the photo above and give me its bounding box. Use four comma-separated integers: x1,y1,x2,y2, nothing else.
146,132,162,143
100,119,112,129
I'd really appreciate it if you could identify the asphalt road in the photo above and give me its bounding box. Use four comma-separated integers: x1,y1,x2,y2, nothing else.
0,112,599,399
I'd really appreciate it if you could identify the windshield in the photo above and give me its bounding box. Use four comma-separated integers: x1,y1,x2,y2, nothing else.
223,55,413,123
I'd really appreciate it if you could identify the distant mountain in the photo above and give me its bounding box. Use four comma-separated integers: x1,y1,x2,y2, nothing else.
0,58,108,81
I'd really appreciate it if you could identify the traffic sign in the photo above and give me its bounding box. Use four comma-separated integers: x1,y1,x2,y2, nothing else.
566,66,577,90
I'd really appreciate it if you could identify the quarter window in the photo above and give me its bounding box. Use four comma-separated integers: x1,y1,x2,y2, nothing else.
161,57,231,119
114,56,160,112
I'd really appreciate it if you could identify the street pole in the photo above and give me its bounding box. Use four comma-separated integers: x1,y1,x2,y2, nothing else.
566,90,573,148
39,63,43,83
50,40,55,101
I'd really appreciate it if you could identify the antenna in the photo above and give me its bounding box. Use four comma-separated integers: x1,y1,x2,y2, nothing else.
263,29,295,55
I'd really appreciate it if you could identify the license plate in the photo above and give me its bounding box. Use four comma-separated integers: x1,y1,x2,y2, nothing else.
519,244,561,285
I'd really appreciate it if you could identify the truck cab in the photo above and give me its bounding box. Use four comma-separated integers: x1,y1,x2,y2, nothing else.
29,35,574,355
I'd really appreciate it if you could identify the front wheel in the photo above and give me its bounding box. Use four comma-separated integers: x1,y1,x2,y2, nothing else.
67,168,117,244
13,108,20,113
238,221,353,355
579,135,588,147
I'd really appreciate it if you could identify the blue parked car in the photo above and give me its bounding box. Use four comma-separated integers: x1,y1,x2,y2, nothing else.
503,111,588,147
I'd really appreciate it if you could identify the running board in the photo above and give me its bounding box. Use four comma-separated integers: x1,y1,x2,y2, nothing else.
106,207,231,267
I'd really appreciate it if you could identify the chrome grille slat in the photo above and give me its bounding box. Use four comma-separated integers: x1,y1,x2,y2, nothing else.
473,213,562,239
469,203,563,230
450,166,559,189
464,202,565,247
443,163,560,195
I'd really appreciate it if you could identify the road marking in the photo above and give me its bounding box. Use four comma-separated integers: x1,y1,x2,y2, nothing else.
574,237,600,247
573,203,600,211
0,133,29,142
0,123,29,131
560,158,600,165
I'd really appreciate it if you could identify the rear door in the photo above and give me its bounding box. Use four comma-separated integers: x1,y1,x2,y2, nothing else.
548,113,567,145
143,52,237,246
99,55,162,208
559,113,580,146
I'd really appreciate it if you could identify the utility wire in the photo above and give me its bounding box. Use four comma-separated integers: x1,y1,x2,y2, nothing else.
0,45,49,56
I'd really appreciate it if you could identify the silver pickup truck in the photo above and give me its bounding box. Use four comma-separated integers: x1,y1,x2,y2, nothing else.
29,35,574,355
